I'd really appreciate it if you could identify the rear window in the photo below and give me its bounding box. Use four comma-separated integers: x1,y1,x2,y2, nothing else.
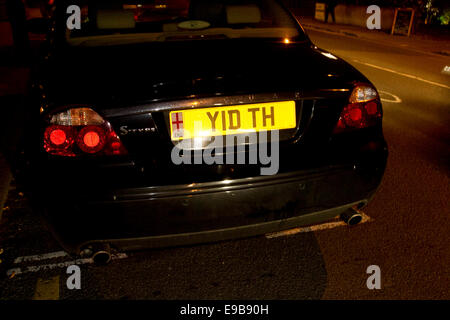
61,0,303,46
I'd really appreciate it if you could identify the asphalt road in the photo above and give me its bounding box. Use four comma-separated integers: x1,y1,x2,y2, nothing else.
306,29,449,299
0,29,449,300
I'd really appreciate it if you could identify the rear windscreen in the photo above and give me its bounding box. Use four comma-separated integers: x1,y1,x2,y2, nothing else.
61,0,304,46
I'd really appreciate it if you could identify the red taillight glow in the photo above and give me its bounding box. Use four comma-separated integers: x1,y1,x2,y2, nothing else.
49,129,66,145
43,108,127,157
349,107,362,123
44,125,76,156
84,131,100,147
104,130,128,156
333,85,382,134
76,126,107,154
365,101,379,116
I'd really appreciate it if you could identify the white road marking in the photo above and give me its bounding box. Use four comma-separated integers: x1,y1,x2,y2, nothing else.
353,60,450,90
33,275,60,300
7,253,128,277
378,90,402,103
14,251,68,264
265,211,371,239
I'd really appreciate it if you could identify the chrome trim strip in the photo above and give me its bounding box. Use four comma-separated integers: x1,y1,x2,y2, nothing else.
103,92,302,117
102,90,351,118
111,165,352,201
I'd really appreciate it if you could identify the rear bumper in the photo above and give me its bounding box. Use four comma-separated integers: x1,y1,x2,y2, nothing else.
78,200,364,253
37,157,386,254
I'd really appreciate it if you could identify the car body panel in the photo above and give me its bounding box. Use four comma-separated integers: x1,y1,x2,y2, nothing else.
20,0,388,255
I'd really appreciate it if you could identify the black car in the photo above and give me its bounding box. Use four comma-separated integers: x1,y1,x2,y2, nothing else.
19,0,387,262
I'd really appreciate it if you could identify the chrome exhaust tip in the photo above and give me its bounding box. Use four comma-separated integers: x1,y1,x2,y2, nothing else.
340,208,363,226
91,243,112,264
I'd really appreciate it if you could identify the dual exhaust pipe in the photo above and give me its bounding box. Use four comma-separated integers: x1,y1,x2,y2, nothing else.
81,243,112,264
340,207,363,226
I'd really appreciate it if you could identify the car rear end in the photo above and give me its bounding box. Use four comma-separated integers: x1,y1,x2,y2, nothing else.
29,86,386,254
22,0,387,255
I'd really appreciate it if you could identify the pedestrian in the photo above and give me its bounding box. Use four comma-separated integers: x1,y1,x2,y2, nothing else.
325,0,337,24
5,0,30,64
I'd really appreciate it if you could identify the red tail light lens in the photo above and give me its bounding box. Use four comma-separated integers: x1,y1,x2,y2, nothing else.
77,125,107,154
333,84,382,134
364,101,379,116
83,131,100,148
49,128,67,145
43,108,127,157
44,125,76,156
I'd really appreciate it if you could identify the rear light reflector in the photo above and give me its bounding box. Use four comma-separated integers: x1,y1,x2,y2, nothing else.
43,108,127,157
104,131,128,155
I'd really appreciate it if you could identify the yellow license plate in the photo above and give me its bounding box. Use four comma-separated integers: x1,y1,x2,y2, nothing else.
169,101,296,141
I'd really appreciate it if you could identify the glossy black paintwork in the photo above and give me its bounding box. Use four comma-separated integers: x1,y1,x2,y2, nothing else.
20,1,388,254
38,39,366,110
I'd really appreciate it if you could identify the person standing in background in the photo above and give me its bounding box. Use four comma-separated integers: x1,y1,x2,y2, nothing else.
325,0,337,23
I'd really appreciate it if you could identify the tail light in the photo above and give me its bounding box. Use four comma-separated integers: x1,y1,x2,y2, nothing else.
333,84,382,134
43,107,127,157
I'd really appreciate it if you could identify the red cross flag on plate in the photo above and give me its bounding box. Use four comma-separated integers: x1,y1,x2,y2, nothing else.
171,112,184,138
